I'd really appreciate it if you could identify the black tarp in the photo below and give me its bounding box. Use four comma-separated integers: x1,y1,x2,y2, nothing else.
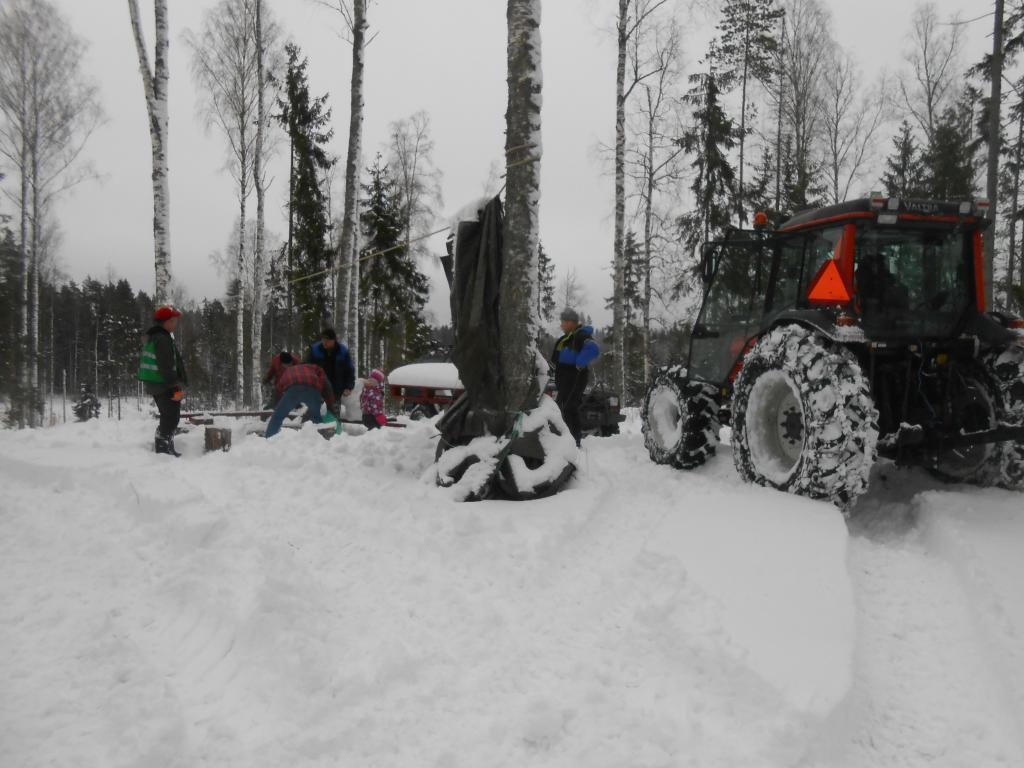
441,196,508,435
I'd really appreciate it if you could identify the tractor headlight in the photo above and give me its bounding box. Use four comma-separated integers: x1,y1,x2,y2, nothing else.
608,396,619,407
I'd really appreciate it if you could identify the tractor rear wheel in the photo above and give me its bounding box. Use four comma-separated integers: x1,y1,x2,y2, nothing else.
731,325,878,509
928,371,1001,485
641,367,720,470
982,345,1024,490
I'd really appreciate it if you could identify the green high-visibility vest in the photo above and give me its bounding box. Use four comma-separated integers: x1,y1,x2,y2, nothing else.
138,339,164,383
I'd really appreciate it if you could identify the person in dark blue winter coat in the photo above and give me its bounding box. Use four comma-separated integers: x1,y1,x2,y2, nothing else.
305,327,356,400
551,308,600,446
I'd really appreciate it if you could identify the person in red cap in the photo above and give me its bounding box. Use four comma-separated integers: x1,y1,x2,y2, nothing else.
138,305,188,456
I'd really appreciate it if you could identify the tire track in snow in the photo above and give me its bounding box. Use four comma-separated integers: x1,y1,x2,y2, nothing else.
815,474,1024,767
916,490,1024,744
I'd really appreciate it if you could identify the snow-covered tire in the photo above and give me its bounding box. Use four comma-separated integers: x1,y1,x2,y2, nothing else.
641,367,720,470
983,345,1024,490
495,411,577,501
731,325,879,509
435,437,495,501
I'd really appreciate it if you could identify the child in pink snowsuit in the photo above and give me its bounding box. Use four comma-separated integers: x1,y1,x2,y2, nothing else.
360,369,387,430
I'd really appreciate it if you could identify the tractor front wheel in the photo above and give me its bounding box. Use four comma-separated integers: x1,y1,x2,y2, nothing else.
641,367,720,470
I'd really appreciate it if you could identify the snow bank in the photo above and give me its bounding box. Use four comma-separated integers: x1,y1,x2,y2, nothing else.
0,416,856,767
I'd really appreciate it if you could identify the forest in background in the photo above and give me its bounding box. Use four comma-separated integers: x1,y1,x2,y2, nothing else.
2,0,1022,423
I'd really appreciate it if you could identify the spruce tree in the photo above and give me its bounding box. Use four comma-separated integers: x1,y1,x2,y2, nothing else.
359,155,430,372
678,67,737,253
536,241,556,322
924,98,977,200
881,121,928,198
275,43,335,345
715,0,785,225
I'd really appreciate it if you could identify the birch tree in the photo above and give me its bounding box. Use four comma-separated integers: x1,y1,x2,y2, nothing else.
387,110,442,359
127,0,171,303
388,111,443,263
503,0,543,412
186,0,280,406
778,0,831,209
983,0,1004,309
0,0,101,425
317,0,368,368
899,2,963,148
624,14,684,385
820,50,890,204
251,0,272,406
613,0,670,400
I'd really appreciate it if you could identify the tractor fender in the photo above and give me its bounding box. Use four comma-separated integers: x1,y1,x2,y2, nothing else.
965,311,1020,348
764,309,851,344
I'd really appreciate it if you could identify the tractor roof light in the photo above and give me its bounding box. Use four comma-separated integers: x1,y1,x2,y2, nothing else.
754,211,770,228
869,192,886,210
976,199,991,218
958,201,972,215
887,197,900,211
1008,318,1024,330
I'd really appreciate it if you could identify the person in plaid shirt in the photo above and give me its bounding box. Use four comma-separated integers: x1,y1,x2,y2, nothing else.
262,350,298,407
264,358,337,438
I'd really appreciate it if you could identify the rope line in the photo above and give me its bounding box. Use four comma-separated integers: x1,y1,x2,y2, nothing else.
286,225,451,287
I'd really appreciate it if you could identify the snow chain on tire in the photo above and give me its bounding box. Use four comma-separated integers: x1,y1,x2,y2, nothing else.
641,366,721,470
731,325,879,509
983,345,1024,490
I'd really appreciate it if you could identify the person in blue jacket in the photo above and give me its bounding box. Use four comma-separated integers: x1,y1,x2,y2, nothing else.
305,327,356,400
550,308,600,446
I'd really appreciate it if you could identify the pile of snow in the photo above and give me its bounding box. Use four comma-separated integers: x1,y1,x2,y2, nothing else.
9,412,1021,765
387,362,463,391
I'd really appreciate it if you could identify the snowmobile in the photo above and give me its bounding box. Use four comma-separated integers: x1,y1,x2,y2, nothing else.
641,195,1024,508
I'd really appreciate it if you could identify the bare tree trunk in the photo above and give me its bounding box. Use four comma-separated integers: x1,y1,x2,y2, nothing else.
737,26,750,226
128,0,171,303
19,126,29,427
642,132,654,387
335,0,367,343
286,134,295,348
236,196,246,406
348,229,360,366
251,0,266,406
613,0,628,400
985,0,1004,310
502,0,543,413
1009,106,1023,308
774,17,786,215
29,147,40,403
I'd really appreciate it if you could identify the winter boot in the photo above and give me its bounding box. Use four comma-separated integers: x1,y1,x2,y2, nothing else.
155,432,182,457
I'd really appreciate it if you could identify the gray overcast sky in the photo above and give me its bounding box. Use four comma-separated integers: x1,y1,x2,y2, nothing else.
16,0,991,328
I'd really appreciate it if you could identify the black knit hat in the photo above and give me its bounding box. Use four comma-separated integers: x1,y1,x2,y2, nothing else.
560,308,580,323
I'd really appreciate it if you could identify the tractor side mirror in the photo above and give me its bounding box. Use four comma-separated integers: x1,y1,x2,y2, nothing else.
700,243,720,283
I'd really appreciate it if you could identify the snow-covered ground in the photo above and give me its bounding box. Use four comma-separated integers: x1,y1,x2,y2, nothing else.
2,412,1023,767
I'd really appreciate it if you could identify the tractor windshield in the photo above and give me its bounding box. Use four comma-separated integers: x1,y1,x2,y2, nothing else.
856,226,973,338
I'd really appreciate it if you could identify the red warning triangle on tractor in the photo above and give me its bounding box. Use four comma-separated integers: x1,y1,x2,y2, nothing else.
807,259,851,304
